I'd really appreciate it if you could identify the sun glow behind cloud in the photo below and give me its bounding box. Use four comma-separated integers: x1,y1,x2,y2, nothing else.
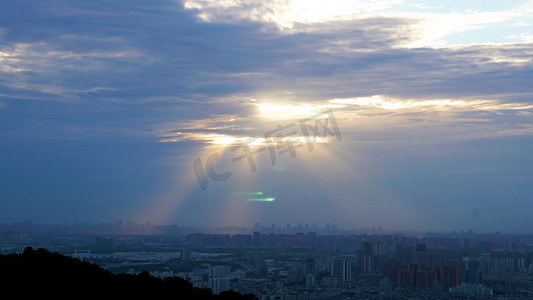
159,132,331,147
145,91,533,225
143,100,347,224
329,95,533,111
157,94,533,149
255,102,345,120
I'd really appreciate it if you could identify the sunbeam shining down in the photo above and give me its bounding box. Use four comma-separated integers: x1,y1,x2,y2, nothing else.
3,1,533,297
1,0,533,240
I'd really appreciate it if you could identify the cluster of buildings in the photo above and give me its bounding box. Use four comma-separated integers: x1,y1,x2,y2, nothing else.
177,231,533,298
4,222,533,298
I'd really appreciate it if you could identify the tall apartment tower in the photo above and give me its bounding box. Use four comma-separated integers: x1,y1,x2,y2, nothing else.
330,259,352,283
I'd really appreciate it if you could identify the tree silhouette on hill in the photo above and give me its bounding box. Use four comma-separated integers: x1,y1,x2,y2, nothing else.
0,247,257,299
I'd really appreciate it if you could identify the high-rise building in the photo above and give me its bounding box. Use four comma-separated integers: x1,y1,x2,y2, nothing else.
305,259,317,276
398,269,414,288
398,263,418,288
364,255,371,273
383,259,400,282
253,231,261,247
362,242,373,256
375,242,383,255
290,263,305,281
372,254,386,273
397,247,411,269
209,278,230,294
306,274,316,288
181,249,191,261
210,265,231,278
430,252,445,267
436,265,460,290
408,263,418,272
416,266,437,288
308,232,317,250
330,259,352,283
416,252,431,268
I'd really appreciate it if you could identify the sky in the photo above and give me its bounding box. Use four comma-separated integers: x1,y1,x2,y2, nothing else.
1,0,533,233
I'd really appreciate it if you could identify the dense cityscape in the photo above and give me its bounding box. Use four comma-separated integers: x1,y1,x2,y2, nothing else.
2,221,533,299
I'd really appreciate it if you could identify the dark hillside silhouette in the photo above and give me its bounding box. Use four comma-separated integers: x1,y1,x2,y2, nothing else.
0,247,257,299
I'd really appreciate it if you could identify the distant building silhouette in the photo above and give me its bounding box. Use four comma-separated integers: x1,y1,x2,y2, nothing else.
209,277,230,294
330,259,351,287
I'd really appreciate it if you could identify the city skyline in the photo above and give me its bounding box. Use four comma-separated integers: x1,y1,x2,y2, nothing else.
0,219,529,236
1,1,533,232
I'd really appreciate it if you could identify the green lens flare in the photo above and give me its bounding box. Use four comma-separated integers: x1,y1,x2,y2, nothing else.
248,198,275,202
235,192,264,195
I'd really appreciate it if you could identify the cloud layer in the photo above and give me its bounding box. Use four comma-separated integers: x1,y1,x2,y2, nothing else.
0,0,532,232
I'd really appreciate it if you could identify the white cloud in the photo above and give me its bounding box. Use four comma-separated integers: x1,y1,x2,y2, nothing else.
410,3,443,10
329,95,533,112
184,0,402,28
0,42,144,74
183,0,527,48
157,93,533,148
506,32,533,43
396,10,521,48
0,40,147,100
509,22,531,27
